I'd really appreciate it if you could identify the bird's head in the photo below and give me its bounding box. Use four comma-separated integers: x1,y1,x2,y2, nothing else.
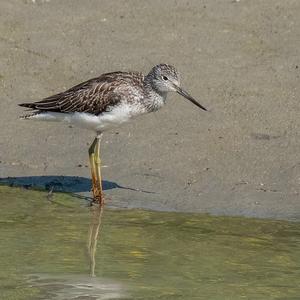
148,64,207,111
150,64,180,93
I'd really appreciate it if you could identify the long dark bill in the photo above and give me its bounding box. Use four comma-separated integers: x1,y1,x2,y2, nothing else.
175,86,207,111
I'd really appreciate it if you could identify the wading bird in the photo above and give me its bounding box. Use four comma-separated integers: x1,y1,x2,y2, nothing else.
19,64,207,205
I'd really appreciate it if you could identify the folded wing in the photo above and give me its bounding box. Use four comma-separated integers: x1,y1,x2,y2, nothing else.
19,72,139,115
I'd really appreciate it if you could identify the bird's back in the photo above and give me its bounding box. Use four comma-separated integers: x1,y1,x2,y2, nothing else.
19,71,145,116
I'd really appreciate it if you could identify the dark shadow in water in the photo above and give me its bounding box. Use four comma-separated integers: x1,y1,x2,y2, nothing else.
0,175,154,194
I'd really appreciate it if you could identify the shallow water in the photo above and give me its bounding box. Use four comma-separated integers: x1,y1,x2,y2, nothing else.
0,186,300,300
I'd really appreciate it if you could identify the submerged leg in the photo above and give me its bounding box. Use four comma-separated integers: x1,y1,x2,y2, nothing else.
88,133,103,205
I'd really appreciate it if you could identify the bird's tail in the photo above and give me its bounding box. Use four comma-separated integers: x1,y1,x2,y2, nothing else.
19,102,39,119
19,113,39,120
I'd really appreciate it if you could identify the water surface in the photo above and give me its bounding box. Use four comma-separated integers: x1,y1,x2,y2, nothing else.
0,186,300,299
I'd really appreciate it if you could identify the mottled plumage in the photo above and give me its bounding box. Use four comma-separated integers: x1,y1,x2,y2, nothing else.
20,71,145,115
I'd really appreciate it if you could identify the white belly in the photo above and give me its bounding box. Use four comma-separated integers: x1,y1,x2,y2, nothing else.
26,103,146,132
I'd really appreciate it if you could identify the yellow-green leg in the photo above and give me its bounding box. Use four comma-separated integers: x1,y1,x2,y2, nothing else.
88,138,97,192
88,134,104,205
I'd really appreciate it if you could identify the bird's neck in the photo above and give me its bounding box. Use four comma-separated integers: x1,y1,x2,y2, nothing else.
143,74,167,112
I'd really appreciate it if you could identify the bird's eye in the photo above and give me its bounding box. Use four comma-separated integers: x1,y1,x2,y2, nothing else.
162,76,168,81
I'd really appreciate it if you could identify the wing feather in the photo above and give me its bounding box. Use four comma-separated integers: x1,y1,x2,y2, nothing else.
19,72,144,115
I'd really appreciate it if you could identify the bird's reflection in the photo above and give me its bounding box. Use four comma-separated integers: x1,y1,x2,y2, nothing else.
87,204,104,277
27,204,127,299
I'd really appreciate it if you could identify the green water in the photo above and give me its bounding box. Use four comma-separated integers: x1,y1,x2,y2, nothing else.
0,186,300,300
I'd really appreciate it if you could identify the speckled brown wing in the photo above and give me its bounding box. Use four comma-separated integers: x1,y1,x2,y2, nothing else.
19,72,144,115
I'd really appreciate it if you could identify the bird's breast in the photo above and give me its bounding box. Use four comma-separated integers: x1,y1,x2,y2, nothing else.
143,92,166,113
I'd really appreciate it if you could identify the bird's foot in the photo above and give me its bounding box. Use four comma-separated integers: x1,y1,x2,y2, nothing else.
91,189,105,206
